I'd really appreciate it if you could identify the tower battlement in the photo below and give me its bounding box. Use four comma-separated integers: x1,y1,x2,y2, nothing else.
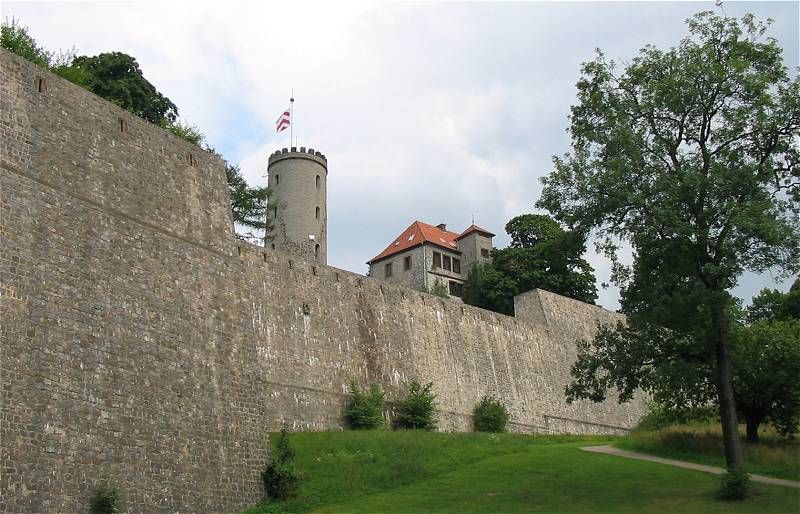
269,147,327,169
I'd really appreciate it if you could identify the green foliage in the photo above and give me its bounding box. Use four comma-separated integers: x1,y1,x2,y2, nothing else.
719,468,750,501
71,52,178,124
541,11,800,475
732,319,800,441
636,403,717,431
225,163,271,243
462,214,597,315
89,482,121,514
462,263,518,315
395,379,437,430
1,18,50,68
472,396,510,433
262,425,303,501
162,119,205,146
345,381,386,430
429,278,448,298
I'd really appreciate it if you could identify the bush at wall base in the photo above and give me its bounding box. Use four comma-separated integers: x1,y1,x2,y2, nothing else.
718,468,750,501
472,395,510,433
262,425,303,501
89,482,121,514
345,381,386,429
394,379,437,430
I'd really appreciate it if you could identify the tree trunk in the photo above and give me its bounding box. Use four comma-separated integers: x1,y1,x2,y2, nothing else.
711,303,746,471
745,417,760,444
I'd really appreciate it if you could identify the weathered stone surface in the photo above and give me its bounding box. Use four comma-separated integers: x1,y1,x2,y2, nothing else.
0,49,645,513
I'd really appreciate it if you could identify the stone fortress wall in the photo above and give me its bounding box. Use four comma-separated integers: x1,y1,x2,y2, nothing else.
0,49,645,513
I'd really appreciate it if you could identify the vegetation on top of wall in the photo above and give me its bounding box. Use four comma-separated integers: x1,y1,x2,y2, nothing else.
1,18,270,243
394,379,437,430
462,214,597,315
429,278,449,298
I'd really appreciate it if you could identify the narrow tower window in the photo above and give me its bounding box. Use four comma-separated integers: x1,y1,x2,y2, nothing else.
36,77,46,92
315,175,321,189
275,174,280,185
315,206,320,219
119,118,128,133
314,244,320,259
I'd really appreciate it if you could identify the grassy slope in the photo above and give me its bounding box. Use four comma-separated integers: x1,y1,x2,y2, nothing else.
615,423,800,481
245,431,799,514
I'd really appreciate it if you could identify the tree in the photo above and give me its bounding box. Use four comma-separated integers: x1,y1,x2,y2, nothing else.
538,11,800,479
462,214,597,315
1,18,50,68
226,163,270,243
394,379,437,430
70,52,178,125
732,319,800,442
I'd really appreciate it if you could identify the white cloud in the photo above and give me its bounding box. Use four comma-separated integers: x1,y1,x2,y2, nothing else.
5,0,797,309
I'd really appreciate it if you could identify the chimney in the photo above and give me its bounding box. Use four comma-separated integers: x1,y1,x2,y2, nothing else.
436,223,447,231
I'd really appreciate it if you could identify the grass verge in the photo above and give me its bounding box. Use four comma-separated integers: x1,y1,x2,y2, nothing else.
615,422,800,481
244,430,799,513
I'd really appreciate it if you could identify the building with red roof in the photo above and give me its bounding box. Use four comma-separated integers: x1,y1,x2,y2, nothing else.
367,221,495,297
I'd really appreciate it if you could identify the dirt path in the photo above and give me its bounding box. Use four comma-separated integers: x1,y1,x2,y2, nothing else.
581,445,800,489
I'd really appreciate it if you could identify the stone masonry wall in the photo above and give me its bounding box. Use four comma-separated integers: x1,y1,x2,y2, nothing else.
0,49,645,513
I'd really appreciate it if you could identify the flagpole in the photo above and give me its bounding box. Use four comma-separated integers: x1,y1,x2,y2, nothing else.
290,90,295,149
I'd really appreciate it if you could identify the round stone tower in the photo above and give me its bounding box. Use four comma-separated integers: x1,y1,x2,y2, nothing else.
266,147,328,264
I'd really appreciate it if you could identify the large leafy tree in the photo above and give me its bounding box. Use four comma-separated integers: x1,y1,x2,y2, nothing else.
538,11,800,477
463,214,597,315
71,52,178,125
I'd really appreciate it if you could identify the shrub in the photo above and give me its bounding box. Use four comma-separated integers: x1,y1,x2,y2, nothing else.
718,467,750,500
345,381,386,429
473,396,509,433
89,482,121,514
430,279,448,298
262,425,303,501
395,379,437,430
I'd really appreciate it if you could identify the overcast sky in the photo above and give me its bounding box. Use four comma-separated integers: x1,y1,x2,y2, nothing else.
5,0,798,309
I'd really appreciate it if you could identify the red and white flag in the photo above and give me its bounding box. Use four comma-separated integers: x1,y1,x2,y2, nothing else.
276,108,291,133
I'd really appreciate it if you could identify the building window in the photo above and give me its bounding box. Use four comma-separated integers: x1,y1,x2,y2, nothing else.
315,206,320,219
453,258,461,274
481,248,490,259
270,206,277,218
188,153,196,166
404,255,411,270
443,255,452,271
385,262,393,277
316,175,320,189
449,281,463,297
36,77,46,92
315,244,320,259
275,174,280,185
432,252,441,269
119,118,128,133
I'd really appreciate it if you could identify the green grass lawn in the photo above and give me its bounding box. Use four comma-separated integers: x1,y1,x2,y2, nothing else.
615,422,800,481
244,430,799,513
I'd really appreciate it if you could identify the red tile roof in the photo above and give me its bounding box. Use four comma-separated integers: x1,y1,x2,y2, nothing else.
368,221,462,264
456,224,496,240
